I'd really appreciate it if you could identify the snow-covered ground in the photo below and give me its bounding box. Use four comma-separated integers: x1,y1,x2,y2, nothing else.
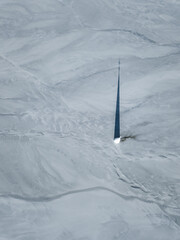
0,0,180,239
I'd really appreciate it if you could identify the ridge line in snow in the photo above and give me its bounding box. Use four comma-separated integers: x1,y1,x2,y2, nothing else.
0,186,179,211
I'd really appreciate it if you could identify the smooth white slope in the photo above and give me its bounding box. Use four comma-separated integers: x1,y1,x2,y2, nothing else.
0,0,180,239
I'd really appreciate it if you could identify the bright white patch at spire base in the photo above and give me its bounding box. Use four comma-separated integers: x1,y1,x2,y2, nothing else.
114,137,121,144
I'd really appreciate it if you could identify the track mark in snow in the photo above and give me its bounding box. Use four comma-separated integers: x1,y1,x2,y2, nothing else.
0,53,48,90
0,186,179,211
0,186,154,203
130,185,148,193
89,28,157,44
113,165,149,194
0,112,27,117
55,67,116,87
2,186,179,227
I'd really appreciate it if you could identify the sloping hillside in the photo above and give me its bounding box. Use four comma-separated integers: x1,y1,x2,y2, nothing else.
0,0,180,239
